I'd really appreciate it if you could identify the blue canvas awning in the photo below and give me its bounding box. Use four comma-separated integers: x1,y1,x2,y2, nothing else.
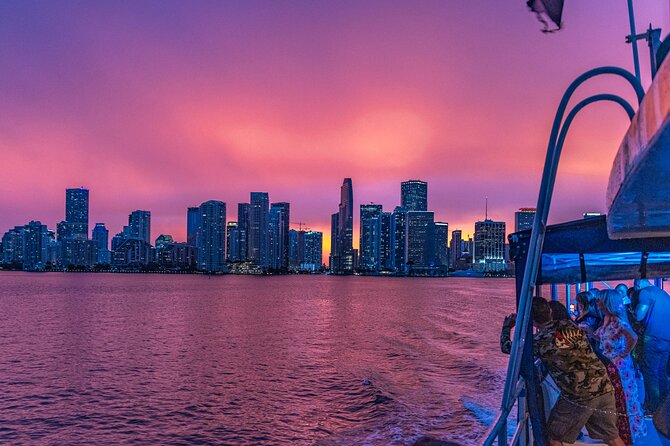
509,215,670,284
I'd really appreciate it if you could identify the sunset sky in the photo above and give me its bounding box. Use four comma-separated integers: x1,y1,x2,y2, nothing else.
1,1,668,257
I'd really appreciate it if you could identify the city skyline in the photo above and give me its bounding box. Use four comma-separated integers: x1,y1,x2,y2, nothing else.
0,2,667,258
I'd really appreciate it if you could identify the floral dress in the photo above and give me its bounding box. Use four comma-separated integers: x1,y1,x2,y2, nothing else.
596,317,647,441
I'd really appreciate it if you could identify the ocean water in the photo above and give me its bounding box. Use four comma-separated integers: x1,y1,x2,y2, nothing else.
0,273,516,445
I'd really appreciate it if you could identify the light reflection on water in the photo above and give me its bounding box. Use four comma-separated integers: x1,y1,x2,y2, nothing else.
0,273,515,445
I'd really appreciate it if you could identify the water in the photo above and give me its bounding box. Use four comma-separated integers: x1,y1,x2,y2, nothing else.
0,273,516,445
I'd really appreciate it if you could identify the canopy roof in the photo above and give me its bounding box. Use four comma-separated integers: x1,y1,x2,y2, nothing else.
509,215,670,284
607,55,670,239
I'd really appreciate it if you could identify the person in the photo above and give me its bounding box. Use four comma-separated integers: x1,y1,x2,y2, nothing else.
548,300,570,321
501,298,625,446
634,278,670,413
575,291,602,338
595,289,646,442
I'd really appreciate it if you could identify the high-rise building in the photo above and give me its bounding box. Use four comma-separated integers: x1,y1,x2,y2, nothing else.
288,229,303,268
359,204,383,272
330,178,354,273
401,180,428,212
237,203,250,261
390,207,407,273
329,213,338,271
450,229,463,268
187,207,200,247
405,211,435,273
249,193,269,267
226,222,240,262
65,188,89,239
155,234,174,251
302,231,323,271
514,208,536,232
112,239,152,268
380,212,392,271
128,210,151,245
269,202,290,270
2,227,24,264
21,221,49,270
474,219,506,272
434,221,449,269
92,223,110,264
197,200,226,272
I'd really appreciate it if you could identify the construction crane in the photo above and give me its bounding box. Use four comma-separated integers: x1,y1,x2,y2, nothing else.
290,222,310,232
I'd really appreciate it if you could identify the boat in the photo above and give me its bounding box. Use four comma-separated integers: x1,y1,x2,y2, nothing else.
479,18,670,446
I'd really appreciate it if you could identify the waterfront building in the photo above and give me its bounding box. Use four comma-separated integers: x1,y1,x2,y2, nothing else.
330,178,354,274
2,227,24,264
21,221,49,270
237,203,250,261
92,223,110,264
128,210,151,245
226,222,240,262
65,188,89,239
249,192,269,268
187,207,200,247
329,213,338,271
390,207,408,273
288,229,303,268
401,180,428,212
405,211,435,274
359,204,383,272
302,231,322,271
434,221,449,270
269,202,290,271
380,212,393,271
155,234,173,251
61,238,98,268
111,232,126,251
112,239,152,268
450,229,463,268
514,208,536,232
197,200,226,272
474,219,506,272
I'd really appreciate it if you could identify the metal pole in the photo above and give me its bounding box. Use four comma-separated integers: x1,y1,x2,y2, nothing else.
550,284,558,301
627,0,642,82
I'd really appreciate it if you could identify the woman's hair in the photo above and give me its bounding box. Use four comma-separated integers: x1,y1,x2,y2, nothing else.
576,291,591,310
600,289,627,321
548,300,570,321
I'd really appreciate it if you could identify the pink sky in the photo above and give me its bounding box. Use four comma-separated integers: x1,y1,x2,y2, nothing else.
0,1,668,259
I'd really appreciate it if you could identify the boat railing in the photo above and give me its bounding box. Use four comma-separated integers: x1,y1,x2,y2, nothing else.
481,374,533,446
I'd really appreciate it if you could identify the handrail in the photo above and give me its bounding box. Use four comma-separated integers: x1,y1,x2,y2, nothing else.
481,66,643,446
481,379,525,446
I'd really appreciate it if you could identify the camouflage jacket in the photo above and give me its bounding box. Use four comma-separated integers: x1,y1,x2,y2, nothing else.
500,319,612,401
534,320,612,401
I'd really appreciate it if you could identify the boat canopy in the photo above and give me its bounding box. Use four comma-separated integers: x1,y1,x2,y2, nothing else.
607,55,670,239
509,215,670,285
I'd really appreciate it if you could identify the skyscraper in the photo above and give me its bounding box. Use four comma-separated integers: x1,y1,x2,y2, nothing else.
329,213,338,271
302,231,323,271
22,221,49,270
359,204,382,272
330,178,354,273
237,203,250,261
450,229,463,268
434,221,449,269
269,202,290,270
390,207,407,273
249,192,269,267
405,211,435,274
197,200,226,272
226,222,240,262
380,212,392,271
401,180,428,212
474,219,506,272
128,210,151,245
65,188,89,238
514,208,536,232
92,223,110,264
187,207,200,247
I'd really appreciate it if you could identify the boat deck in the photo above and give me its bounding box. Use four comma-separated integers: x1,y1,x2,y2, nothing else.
576,419,667,446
